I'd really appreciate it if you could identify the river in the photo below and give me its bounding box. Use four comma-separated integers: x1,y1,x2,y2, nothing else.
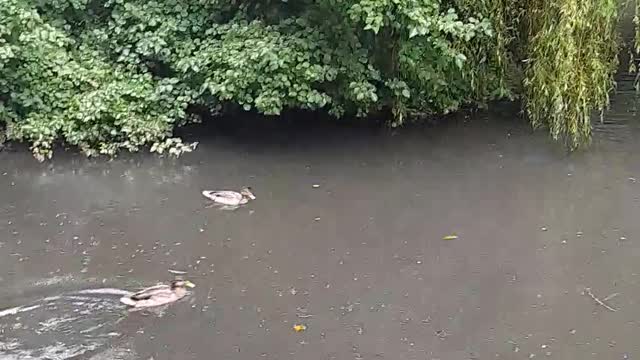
1,90,640,358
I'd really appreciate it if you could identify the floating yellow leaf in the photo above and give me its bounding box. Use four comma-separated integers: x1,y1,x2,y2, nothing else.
442,234,458,240
293,324,307,332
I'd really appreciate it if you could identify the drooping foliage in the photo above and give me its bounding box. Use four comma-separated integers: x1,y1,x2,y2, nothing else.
523,0,620,149
633,0,640,91
0,0,632,159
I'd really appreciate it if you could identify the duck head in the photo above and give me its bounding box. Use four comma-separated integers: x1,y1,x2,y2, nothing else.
170,279,196,289
240,187,256,200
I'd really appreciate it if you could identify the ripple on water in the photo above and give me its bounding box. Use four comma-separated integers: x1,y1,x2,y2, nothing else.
0,292,128,359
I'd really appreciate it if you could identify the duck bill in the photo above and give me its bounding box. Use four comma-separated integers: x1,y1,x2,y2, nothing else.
184,281,196,288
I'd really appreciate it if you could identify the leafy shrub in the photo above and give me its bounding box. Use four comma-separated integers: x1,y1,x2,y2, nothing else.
1,0,627,159
1,0,196,160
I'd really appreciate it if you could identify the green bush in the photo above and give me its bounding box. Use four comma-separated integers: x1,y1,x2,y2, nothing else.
0,0,629,159
0,0,197,160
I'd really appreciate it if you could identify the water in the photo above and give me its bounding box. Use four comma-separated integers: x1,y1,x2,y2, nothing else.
1,95,640,359
0,279,135,359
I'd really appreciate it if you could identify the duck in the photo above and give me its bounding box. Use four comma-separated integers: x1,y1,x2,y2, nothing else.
202,187,256,206
120,280,195,308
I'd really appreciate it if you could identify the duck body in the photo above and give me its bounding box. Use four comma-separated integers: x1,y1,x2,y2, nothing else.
202,187,256,206
120,280,194,308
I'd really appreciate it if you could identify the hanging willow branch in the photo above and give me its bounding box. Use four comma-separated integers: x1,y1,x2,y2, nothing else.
636,0,640,53
634,0,640,91
523,0,619,149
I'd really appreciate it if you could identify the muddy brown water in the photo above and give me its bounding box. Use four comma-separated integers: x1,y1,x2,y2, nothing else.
1,93,640,359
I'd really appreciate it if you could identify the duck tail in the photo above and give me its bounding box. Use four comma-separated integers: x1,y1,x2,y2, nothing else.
119,296,137,306
202,190,216,200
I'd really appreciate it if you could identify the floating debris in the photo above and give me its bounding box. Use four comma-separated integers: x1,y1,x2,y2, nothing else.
582,287,618,312
442,234,458,240
293,324,307,332
296,307,314,318
312,184,320,188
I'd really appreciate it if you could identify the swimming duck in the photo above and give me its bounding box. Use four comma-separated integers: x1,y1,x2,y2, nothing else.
120,280,195,308
202,187,256,206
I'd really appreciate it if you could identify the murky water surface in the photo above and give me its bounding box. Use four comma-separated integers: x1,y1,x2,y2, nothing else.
1,92,640,359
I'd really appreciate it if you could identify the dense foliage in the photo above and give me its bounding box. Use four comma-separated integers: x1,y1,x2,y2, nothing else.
0,0,631,158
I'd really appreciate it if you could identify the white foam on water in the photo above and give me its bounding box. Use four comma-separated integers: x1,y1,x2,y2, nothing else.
73,288,133,296
0,304,41,318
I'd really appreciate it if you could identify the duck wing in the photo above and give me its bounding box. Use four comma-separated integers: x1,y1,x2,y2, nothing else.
202,190,241,200
130,292,153,301
202,190,243,205
129,284,170,300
